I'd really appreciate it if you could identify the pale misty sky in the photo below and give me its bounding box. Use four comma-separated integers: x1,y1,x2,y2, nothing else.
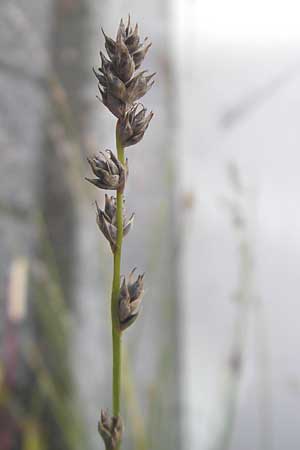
177,0,300,45
178,1,300,449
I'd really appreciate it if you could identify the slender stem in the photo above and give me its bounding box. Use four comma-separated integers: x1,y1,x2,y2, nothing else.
111,125,125,424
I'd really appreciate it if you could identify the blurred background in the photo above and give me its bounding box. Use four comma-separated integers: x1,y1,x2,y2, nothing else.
0,1,299,449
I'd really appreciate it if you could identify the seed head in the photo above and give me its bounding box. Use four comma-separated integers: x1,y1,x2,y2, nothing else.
94,16,155,122
98,409,123,450
86,150,127,191
95,195,134,252
117,104,154,147
118,268,145,331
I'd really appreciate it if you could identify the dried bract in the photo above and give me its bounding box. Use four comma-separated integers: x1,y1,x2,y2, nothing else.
98,409,123,450
118,268,145,331
125,71,155,104
96,195,134,252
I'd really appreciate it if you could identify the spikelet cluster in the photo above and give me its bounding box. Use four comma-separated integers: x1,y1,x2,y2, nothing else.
93,15,155,146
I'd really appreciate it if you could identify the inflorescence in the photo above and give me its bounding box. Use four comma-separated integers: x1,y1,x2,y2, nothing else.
86,16,154,450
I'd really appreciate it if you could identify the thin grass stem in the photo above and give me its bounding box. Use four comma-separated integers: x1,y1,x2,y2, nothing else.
111,125,125,429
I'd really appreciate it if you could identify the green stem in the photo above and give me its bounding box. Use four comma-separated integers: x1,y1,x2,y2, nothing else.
111,125,125,423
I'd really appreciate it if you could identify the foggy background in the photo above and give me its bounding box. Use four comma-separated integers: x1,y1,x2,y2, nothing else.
1,0,299,449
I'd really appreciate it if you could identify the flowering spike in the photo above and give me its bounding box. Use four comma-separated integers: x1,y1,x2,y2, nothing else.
94,195,134,252
93,17,154,142
117,105,153,147
118,269,145,331
86,150,126,190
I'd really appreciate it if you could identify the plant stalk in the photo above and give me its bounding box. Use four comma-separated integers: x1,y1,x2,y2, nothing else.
111,125,125,425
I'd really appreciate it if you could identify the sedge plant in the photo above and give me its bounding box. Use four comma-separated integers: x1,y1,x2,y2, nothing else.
85,16,155,450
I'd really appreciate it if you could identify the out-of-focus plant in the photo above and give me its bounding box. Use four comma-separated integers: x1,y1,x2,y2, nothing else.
216,163,253,450
214,163,272,450
0,231,86,450
85,16,155,450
